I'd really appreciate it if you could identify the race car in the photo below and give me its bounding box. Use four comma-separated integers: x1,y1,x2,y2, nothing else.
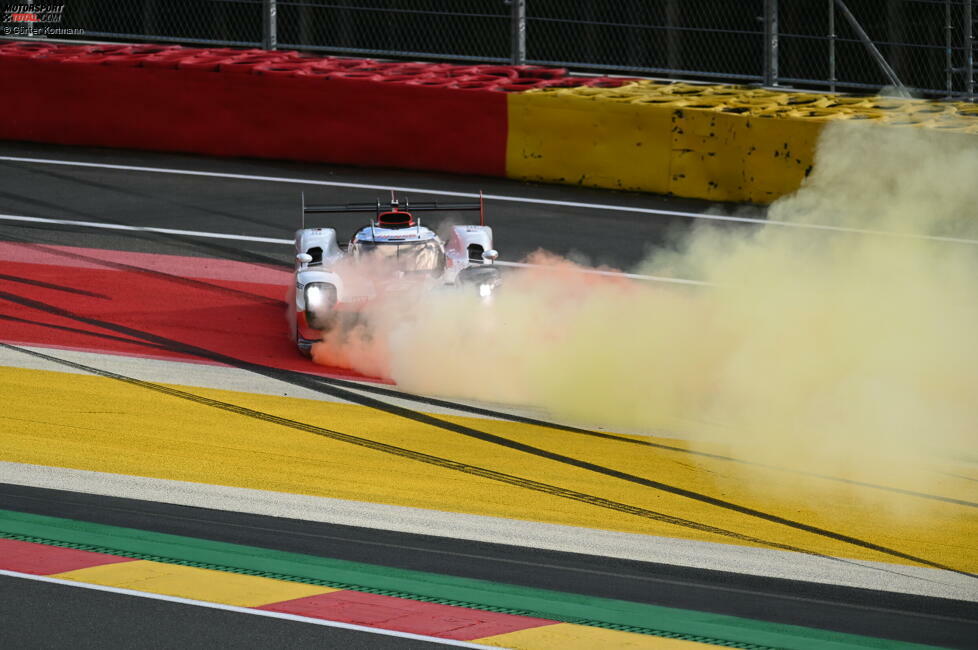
290,191,501,356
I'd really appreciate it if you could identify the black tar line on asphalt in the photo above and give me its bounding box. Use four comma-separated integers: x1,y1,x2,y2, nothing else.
0,313,172,352
307,375,978,511
0,272,110,299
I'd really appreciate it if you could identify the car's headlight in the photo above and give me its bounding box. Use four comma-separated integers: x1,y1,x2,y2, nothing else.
303,283,336,328
478,282,495,298
305,283,332,309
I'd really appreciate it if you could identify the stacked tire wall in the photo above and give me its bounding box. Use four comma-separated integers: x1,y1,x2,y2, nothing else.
2,41,976,204
509,82,978,202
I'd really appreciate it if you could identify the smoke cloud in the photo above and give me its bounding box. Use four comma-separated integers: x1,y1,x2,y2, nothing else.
312,121,978,493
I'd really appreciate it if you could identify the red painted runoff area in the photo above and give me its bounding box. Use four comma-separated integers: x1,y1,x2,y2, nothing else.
259,590,557,641
0,539,136,574
0,243,378,380
0,243,291,285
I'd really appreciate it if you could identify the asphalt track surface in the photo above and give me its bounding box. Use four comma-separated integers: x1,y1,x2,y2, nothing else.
1,141,976,648
3,482,977,648
0,140,752,270
0,574,445,650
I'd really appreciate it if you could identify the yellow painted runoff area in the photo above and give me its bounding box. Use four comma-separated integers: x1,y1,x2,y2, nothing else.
52,560,336,607
475,623,711,649
2,365,976,573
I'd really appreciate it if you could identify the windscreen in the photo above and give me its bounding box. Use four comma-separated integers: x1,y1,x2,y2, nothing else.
354,240,444,275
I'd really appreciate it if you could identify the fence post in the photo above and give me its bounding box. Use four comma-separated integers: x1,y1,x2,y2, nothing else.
666,0,681,76
763,0,779,86
946,0,954,97
966,0,975,101
510,0,526,65
263,0,278,50
25,0,35,39
828,0,836,92
142,0,158,38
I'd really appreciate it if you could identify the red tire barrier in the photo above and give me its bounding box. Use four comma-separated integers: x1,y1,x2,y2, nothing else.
141,50,196,69
129,44,182,53
176,55,245,71
537,78,590,88
513,65,568,79
332,58,377,69
0,41,508,177
0,41,598,92
0,41,55,52
468,65,519,79
322,70,384,81
303,65,340,77
57,47,136,65
200,47,264,57
448,80,505,91
218,53,298,74
496,77,549,88
403,78,456,88
0,43,59,60
374,73,437,84
382,62,437,75
450,74,505,83
442,66,481,78
494,80,552,92
103,46,182,67
253,61,315,77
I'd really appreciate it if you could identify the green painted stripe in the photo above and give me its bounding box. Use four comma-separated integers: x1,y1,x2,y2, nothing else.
0,509,935,650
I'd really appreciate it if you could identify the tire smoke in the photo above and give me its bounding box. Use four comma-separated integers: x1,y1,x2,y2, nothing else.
312,121,978,494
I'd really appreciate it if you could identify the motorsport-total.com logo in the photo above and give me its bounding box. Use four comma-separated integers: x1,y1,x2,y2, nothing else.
3,3,84,36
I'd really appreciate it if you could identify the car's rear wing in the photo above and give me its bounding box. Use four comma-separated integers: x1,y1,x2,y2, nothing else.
301,190,486,226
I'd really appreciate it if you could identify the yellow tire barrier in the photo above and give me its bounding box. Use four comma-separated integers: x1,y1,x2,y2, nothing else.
506,82,978,203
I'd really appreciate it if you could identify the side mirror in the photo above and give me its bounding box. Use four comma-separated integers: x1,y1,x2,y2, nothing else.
481,249,499,263
296,253,313,265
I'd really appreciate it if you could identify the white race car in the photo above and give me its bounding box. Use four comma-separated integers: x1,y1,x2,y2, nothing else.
290,191,501,356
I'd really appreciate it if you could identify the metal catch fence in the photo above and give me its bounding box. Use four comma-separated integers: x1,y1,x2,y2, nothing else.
2,0,974,100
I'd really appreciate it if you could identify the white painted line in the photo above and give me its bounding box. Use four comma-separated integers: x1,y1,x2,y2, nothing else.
4,154,978,245
0,213,293,244
0,212,707,285
0,570,498,648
